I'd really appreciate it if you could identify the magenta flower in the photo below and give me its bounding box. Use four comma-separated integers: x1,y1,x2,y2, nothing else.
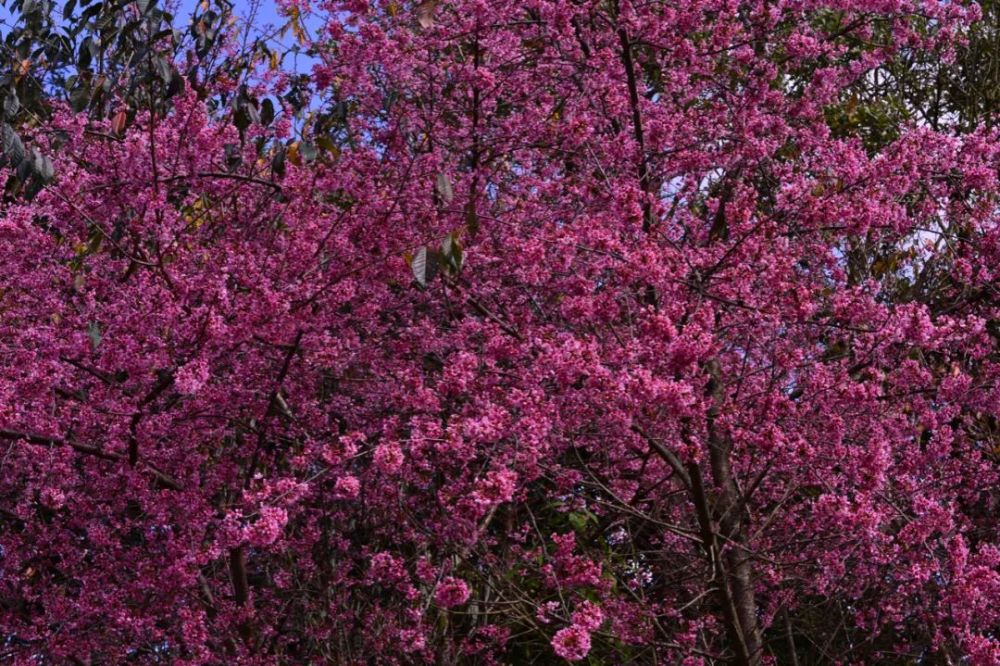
246,506,287,547
552,625,592,662
334,474,361,499
571,601,604,631
434,576,471,608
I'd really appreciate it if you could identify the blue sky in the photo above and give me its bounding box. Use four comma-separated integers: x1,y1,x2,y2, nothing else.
0,0,321,74
198,0,322,74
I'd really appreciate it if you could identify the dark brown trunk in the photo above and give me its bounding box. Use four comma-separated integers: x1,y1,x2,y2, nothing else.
704,359,762,665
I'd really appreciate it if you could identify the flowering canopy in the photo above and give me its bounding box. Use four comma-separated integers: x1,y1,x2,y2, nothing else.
3,0,1000,663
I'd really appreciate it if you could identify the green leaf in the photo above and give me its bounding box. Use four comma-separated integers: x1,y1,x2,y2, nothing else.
110,109,127,136
16,158,32,182
260,97,275,126
271,144,286,177
435,172,454,202
223,143,241,172
165,73,184,98
299,140,318,163
1,123,26,166
32,149,54,182
244,101,260,126
410,246,440,287
568,510,597,533
440,232,463,273
87,321,102,350
464,199,479,235
568,512,589,533
80,3,102,21
78,38,93,69
69,84,90,112
416,0,437,28
233,107,251,133
316,134,337,155
4,91,20,117
152,56,172,84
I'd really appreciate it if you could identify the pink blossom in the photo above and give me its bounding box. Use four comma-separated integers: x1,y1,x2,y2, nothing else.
571,601,604,631
373,441,404,474
551,625,592,661
39,487,65,510
175,357,209,395
398,628,427,654
472,468,518,506
247,506,287,547
434,577,471,608
369,552,406,584
536,600,561,625
334,475,360,499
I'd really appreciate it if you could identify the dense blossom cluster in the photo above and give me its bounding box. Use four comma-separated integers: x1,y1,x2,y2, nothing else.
551,625,593,662
433,577,471,609
3,0,1000,663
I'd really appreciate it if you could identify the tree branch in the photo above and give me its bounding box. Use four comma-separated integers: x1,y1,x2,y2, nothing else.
0,429,182,490
631,424,692,489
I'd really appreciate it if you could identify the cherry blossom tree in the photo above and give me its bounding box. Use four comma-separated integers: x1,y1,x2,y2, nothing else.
4,0,1000,664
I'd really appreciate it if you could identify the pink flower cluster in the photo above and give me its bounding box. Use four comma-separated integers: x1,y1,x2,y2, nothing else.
246,506,288,547
547,602,603,661
471,468,518,507
334,474,360,499
551,625,593,662
434,577,471,608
